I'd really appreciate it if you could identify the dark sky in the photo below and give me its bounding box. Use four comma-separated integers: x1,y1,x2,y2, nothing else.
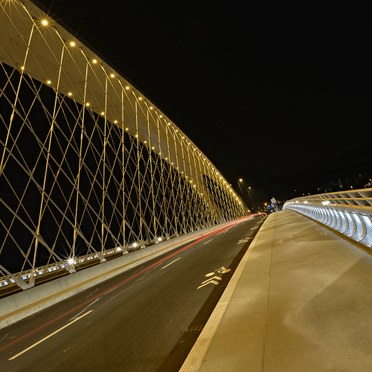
34,0,372,203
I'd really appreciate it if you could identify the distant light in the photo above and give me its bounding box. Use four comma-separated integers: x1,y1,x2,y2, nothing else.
239,178,243,182
69,41,76,47
125,86,130,90
92,59,98,64
110,73,115,78
114,120,118,124
41,19,48,26
138,97,143,101
46,79,51,85
85,102,90,107
68,92,72,96
67,258,76,265
101,111,105,116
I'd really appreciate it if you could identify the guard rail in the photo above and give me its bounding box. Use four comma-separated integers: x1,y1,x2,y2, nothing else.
283,188,372,248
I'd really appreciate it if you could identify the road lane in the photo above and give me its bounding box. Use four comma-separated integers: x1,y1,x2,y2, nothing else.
0,215,266,371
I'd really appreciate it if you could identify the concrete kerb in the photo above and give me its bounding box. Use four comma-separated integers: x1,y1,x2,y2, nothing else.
179,216,264,372
0,223,225,330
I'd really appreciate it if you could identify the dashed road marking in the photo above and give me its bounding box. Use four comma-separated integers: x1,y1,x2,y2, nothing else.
9,310,93,360
161,257,181,270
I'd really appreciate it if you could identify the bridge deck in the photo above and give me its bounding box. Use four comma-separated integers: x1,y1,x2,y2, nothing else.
181,209,372,371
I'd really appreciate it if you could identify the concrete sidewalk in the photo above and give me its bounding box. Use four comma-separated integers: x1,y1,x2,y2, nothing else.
180,209,372,371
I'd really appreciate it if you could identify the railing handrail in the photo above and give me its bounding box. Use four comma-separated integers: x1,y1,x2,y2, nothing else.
283,188,372,248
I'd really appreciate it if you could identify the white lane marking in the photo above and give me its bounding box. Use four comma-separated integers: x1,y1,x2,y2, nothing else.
71,298,100,320
197,276,222,289
218,268,231,274
203,239,213,245
237,237,252,244
201,276,222,284
8,310,93,360
161,257,181,270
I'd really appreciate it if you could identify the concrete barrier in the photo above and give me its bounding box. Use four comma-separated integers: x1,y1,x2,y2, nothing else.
0,224,223,329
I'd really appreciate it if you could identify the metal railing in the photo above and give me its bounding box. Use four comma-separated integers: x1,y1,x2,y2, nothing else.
283,188,372,248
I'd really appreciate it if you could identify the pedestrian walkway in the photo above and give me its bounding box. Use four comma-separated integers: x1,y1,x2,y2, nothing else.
180,209,372,371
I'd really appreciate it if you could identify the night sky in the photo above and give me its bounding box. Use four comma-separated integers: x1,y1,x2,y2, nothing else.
33,0,372,204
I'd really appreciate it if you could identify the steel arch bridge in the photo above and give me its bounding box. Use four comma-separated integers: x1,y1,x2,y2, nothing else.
0,0,246,290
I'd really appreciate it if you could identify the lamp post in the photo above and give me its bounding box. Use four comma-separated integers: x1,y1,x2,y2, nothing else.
238,178,249,211
246,186,256,213
238,178,244,195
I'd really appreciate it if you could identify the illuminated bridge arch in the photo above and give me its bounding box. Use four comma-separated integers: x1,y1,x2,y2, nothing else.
0,0,245,287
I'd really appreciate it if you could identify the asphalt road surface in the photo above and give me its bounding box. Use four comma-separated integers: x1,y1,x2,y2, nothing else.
0,215,266,372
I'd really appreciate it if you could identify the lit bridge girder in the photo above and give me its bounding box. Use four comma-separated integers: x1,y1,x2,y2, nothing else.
0,0,246,289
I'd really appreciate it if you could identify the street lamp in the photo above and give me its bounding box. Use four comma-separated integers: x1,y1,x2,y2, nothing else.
237,178,249,210
238,178,244,194
246,186,256,213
